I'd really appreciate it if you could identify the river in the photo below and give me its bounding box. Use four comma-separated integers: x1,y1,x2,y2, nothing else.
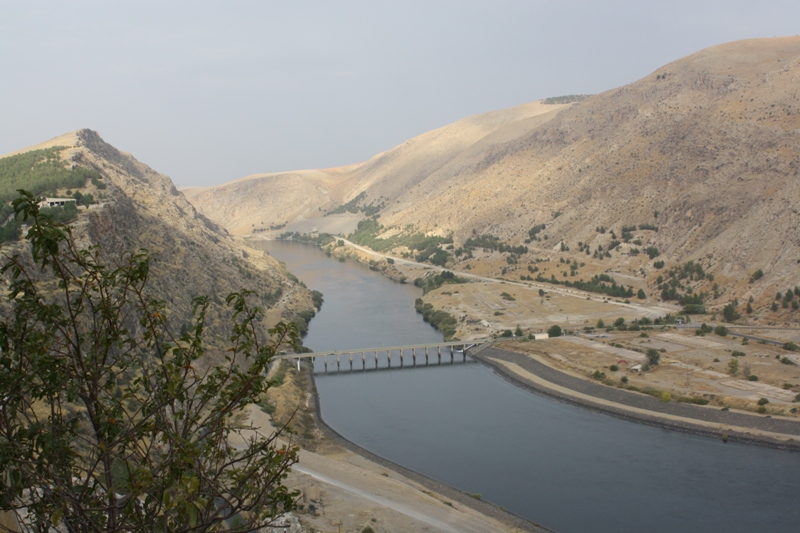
257,240,800,533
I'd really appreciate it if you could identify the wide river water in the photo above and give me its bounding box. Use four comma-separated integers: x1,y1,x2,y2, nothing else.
257,240,800,533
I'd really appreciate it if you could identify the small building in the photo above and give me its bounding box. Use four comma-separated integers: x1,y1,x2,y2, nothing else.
38,198,77,208
531,333,549,340
631,364,642,372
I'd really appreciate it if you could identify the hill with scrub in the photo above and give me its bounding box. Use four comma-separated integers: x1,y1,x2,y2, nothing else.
186,37,800,324
0,130,314,339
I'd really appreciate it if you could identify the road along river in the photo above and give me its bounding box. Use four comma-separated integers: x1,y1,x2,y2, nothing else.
257,240,800,533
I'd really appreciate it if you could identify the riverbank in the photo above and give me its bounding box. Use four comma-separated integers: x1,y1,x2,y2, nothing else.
262,351,548,532
308,369,554,533
255,238,800,532
474,344,800,451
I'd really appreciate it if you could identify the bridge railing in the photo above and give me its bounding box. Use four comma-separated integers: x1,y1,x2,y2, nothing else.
274,339,492,373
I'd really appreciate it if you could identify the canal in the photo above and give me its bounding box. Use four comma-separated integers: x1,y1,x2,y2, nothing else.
257,240,800,533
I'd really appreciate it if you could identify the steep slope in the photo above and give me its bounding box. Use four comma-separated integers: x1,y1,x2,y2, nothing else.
187,36,800,318
0,129,313,338
183,101,568,234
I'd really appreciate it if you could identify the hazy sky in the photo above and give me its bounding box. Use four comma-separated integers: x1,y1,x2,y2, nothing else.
1,1,798,187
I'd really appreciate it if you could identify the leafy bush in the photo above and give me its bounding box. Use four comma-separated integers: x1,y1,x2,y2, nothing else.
414,298,458,339
464,234,528,255
646,348,661,366
547,324,563,337
414,270,468,294
722,303,740,322
0,192,300,531
535,272,634,298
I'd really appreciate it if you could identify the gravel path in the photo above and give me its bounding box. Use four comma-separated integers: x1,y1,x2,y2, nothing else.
476,347,800,451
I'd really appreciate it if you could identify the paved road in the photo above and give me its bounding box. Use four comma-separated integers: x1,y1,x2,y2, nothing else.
340,238,671,318
675,322,797,346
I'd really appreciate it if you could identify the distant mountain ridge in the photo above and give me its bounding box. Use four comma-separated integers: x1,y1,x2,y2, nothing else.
188,36,800,317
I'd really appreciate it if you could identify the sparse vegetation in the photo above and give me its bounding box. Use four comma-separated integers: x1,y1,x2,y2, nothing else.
535,272,634,298
543,94,592,104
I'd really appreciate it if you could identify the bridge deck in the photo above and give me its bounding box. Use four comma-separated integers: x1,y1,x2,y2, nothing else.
276,339,490,360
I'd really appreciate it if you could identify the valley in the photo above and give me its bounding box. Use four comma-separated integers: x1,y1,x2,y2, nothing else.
4,34,800,533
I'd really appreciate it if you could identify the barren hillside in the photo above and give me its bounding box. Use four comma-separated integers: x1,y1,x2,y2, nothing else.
0,130,313,338
187,37,800,321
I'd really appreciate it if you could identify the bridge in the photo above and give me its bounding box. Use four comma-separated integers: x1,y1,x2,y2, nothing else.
276,339,492,374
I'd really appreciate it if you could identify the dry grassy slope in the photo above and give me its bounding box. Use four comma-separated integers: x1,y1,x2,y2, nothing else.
186,36,800,308
182,166,356,235
377,37,800,304
2,130,312,338
183,101,567,234
395,37,800,300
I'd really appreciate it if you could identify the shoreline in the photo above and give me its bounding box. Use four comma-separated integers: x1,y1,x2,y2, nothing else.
474,345,800,452
307,367,555,533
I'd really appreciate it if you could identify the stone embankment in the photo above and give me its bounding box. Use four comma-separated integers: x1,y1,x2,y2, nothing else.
475,346,800,451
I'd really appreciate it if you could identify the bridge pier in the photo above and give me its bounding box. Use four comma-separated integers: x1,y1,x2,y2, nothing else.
400,350,404,369
425,346,429,366
412,348,416,367
463,347,467,363
387,350,391,369
450,345,454,363
361,352,365,371
349,353,353,372
322,356,327,374
337,354,340,372
437,346,441,365
375,351,378,370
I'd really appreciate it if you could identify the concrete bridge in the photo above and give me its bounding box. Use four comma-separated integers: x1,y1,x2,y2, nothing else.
277,339,491,374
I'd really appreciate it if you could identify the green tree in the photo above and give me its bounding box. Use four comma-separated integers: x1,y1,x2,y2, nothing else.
637,288,646,300
646,348,660,366
0,192,299,532
547,324,563,337
728,358,739,375
515,324,523,336
722,303,740,322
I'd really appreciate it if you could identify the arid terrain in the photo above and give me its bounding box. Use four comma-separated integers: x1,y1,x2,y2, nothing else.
6,36,800,533
187,37,800,324
0,130,314,335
